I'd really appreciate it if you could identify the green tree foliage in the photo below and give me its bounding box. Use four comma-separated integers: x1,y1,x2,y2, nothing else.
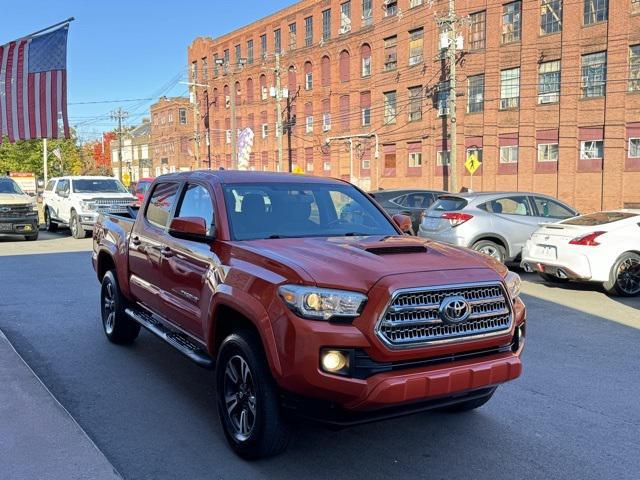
0,134,82,178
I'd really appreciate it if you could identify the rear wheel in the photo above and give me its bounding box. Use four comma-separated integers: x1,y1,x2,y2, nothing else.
443,388,496,413
603,252,640,297
216,330,290,459
100,270,140,344
472,240,506,263
44,208,58,232
538,272,569,284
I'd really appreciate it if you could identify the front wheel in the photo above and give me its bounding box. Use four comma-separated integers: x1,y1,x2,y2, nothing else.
44,208,58,232
100,270,140,344
603,252,640,297
216,330,290,459
70,211,87,239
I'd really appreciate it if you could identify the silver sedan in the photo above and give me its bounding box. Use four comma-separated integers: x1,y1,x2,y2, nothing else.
418,192,577,263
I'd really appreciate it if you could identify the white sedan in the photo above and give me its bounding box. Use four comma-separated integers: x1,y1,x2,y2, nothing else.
521,210,640,296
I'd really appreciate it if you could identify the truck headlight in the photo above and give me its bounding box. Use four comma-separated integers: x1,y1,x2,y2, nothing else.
80,201,96,212
278,285,367,321
504,271,521,300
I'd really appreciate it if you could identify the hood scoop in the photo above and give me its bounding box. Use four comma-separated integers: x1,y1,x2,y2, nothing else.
361,244,428,255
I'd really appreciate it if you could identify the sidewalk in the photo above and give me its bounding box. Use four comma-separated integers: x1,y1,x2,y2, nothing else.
0,330,121,480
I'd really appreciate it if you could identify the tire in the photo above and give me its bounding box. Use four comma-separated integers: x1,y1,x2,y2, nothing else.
442,388,496,413
100,270,140,344
472,240,507,263
603,252,640,297
24,231,39,241
70,210,87,239
538,272,569,284
216,330,290,459
44,208,58,232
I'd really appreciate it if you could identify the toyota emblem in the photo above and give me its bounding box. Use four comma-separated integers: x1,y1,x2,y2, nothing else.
439,295,471,325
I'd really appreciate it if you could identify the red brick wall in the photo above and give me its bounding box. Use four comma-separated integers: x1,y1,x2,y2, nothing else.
150,97,195,174
187,0,640,212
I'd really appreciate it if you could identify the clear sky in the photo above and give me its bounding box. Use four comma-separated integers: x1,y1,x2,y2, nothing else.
2,0,293,141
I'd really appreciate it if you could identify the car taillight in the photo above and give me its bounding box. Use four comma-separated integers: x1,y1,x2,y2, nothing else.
441,212,473,227
569,231,606,246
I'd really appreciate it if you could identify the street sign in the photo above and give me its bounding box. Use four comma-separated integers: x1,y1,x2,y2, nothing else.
122,172,131,187
465,153,481,175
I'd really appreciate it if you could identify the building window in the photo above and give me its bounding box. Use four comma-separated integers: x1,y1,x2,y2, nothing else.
306,115,314,134
360,91,371,126
541,0,562,34
467,74,484,113
362,0,373,26
260,34,267,59
409,28,424,66
339,95,350,129
409,0,424,7
179,110,187,124
361,44,372,77
384,91,397,124
321,55,331,86
384,0,398,17
304,62,313,90
384,36,397,71
339,50,351,82
408,86,422,121
468,11,486,50
538,143,559,162
633,0,640,14
304,16,313,47
340,1,352,34
437,151,450,166
224,49,230,65
629,138,640,157
538,60,561,104
580,140,604,159
437,82,450,116
274,29,281,54
629,45,640,92
500,146,519,163
289,23,297,50
466,146,483,165
409,151,423,167
323,112,331,131
247,40,253,64
500,67,520,109
191,61,197,81
201,57,208,81
581,51,607,98
213,53,220,77
584,0,608,24
502,1,522,44
322,9,331,41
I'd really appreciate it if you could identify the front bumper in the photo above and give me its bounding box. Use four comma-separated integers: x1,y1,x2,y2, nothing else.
78,212,99,228
0,215,39,235
270,292,526,413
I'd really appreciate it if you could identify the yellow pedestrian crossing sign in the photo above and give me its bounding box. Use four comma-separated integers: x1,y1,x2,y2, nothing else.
465,153,481,175
122,172,131,187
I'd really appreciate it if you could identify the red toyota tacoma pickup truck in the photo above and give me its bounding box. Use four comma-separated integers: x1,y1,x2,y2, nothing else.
92,171,525,459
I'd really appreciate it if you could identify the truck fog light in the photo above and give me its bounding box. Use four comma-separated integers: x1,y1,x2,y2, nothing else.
321,349,349,375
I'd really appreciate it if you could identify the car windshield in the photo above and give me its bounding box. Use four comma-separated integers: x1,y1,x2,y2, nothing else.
223,182,398,240
562,211,638,226
0,179,24,194
73,179,128,193
430,196,468,211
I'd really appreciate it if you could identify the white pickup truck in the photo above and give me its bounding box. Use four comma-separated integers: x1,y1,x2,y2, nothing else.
43,176,135,239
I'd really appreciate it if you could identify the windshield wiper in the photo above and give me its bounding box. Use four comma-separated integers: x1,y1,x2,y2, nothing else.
343,232,372,237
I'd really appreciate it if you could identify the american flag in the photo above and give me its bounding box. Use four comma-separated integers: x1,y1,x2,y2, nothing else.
0,25,70,144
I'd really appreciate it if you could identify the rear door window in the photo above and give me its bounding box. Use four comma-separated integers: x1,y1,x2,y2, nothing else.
145,182,180,229
45,180,56,191
399,193,435,209
486,196,532,216
430,196,468,211
562,211,638,226
532,196,575,219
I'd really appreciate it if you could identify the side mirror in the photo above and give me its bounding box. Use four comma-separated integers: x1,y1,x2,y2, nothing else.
169,216,213,242
392,214,412,234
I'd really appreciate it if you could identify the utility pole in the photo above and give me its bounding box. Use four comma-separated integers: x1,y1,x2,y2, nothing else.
274,53,284,172
204,89,212,169
230,69,238,170
188,78,201,169
285,87,300,172
110,107,128,182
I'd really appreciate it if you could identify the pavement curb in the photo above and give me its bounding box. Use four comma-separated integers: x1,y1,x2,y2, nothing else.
0,328,123,480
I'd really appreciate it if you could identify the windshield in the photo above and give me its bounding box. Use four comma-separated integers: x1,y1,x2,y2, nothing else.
0,178,24,194
72,179,128,193
562,211,637,226
223,182,398,240
430,196,468,212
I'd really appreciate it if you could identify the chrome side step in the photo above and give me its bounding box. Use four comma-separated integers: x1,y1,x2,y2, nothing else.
125,307,214,369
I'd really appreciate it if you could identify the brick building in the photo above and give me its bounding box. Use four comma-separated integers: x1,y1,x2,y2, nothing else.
150,96,196,176
187,0,640,212
110,120,152,183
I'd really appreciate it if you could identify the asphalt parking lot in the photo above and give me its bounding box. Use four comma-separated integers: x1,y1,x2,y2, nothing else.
0,231,639,480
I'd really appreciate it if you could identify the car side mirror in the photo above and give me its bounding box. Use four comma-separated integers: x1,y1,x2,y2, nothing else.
392,214,412,234
169,216,214,243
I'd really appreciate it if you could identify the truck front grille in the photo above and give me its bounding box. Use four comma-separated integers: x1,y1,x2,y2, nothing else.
376,283,513,348
0,204,34,218
93,199,133,214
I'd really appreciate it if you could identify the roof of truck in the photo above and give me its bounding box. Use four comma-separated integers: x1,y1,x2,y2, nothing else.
157,170,349,185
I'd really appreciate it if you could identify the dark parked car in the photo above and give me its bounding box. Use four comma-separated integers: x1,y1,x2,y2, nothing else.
368,189,445,235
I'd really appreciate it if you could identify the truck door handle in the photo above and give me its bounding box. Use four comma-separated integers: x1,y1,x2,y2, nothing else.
160,247,174,258
131,236,141,246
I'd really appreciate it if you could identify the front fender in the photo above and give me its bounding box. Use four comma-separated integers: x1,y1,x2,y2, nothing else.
206,286,283,377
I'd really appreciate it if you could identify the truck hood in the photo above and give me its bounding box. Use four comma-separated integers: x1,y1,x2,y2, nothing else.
0,194,34,205
238,235,506,292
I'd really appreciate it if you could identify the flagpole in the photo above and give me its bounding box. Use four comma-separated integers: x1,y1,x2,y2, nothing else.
43,139,48,184
16,17,75,41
